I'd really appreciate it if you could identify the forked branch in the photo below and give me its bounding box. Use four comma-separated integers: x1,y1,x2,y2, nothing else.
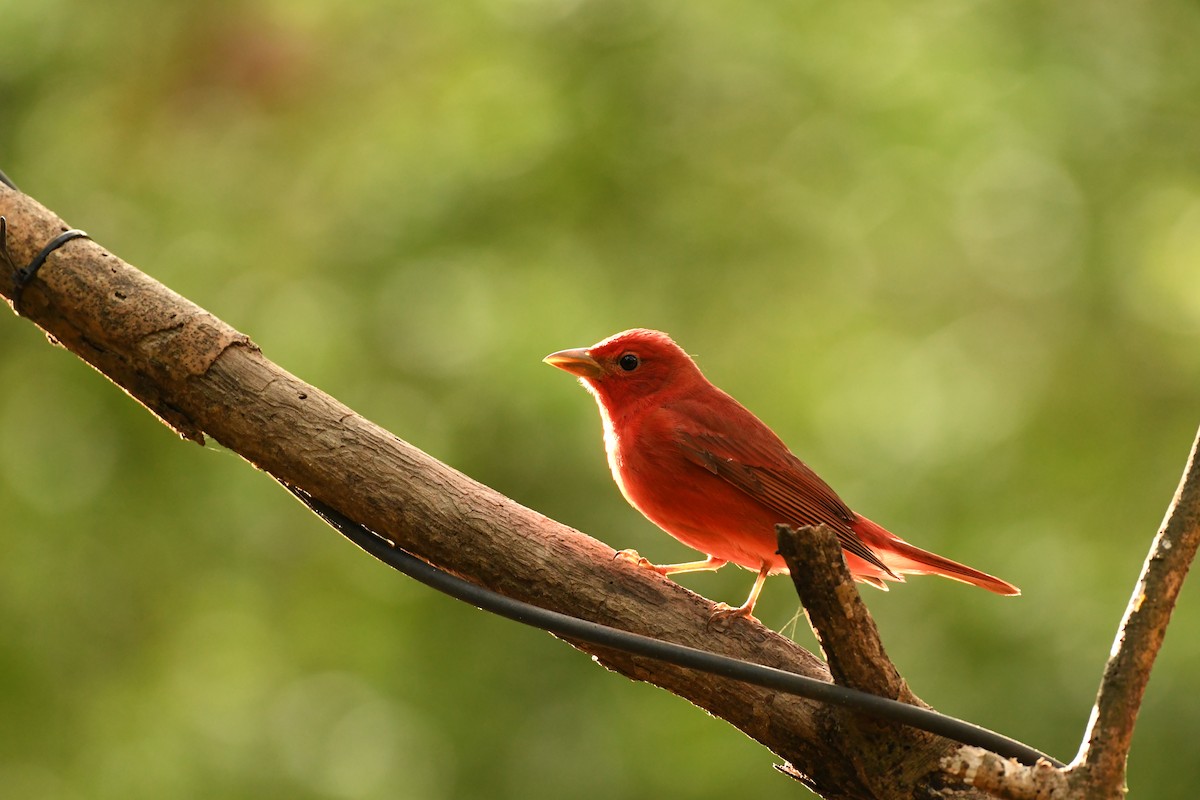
3,179,1195,799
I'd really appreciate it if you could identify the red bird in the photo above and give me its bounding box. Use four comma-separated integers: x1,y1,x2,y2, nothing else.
544,328,1018,619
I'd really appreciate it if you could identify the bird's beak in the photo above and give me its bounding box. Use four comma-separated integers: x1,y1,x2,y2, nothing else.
543,347,603,379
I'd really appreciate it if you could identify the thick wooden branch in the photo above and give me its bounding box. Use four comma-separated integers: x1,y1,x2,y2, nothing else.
7,180,1170,799
0,183,894,798
0,190,852,773
1067,427,1200,798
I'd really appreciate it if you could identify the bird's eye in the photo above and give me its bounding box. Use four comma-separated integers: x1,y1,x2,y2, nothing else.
618,353,640,371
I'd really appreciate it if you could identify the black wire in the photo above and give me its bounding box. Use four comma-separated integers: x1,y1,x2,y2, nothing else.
16,228,90,285
0,167,16,190
1,218,91,315
280,482,1063,769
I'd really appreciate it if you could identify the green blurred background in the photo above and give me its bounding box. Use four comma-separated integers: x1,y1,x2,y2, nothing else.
3,0,1200,797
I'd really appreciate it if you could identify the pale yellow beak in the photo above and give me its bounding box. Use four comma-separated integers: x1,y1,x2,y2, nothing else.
543,347,603,379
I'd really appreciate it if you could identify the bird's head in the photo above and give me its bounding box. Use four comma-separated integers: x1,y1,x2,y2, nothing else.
543,328,702,410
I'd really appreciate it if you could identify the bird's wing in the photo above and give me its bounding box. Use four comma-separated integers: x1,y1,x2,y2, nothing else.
676,429,896,577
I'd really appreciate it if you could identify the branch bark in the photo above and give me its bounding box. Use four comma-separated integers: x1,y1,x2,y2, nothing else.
1067,428,1200,797
942,748,1071,800
778,524,951,797
779,524,915,701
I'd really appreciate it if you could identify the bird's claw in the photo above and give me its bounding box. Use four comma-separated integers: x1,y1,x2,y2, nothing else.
613,549,663,573
707,602,755,627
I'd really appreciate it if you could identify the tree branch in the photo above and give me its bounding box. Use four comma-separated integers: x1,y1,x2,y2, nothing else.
8,180,1181,799
779,524,976,797
0,181,921,799
1068,427,1200,797
778,524,914,701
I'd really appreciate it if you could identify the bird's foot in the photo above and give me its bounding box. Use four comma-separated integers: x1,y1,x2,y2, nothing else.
613,549,667,574
706,601,756,627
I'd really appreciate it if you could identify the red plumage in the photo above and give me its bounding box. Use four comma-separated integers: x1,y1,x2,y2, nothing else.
545,328,1018,618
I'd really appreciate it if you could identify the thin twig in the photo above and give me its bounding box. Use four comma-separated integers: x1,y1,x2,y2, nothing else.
1070,426,1200,797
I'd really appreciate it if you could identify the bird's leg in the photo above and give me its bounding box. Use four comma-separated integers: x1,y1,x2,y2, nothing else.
709,563,771,621
614,551,727,576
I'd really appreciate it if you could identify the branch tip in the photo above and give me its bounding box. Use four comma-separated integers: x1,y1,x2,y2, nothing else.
1072,426,1200,795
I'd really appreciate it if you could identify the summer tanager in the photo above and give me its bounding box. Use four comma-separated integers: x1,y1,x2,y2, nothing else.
545,328,1018,619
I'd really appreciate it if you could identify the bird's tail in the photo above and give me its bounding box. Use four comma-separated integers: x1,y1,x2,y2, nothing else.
851,515,1020,596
